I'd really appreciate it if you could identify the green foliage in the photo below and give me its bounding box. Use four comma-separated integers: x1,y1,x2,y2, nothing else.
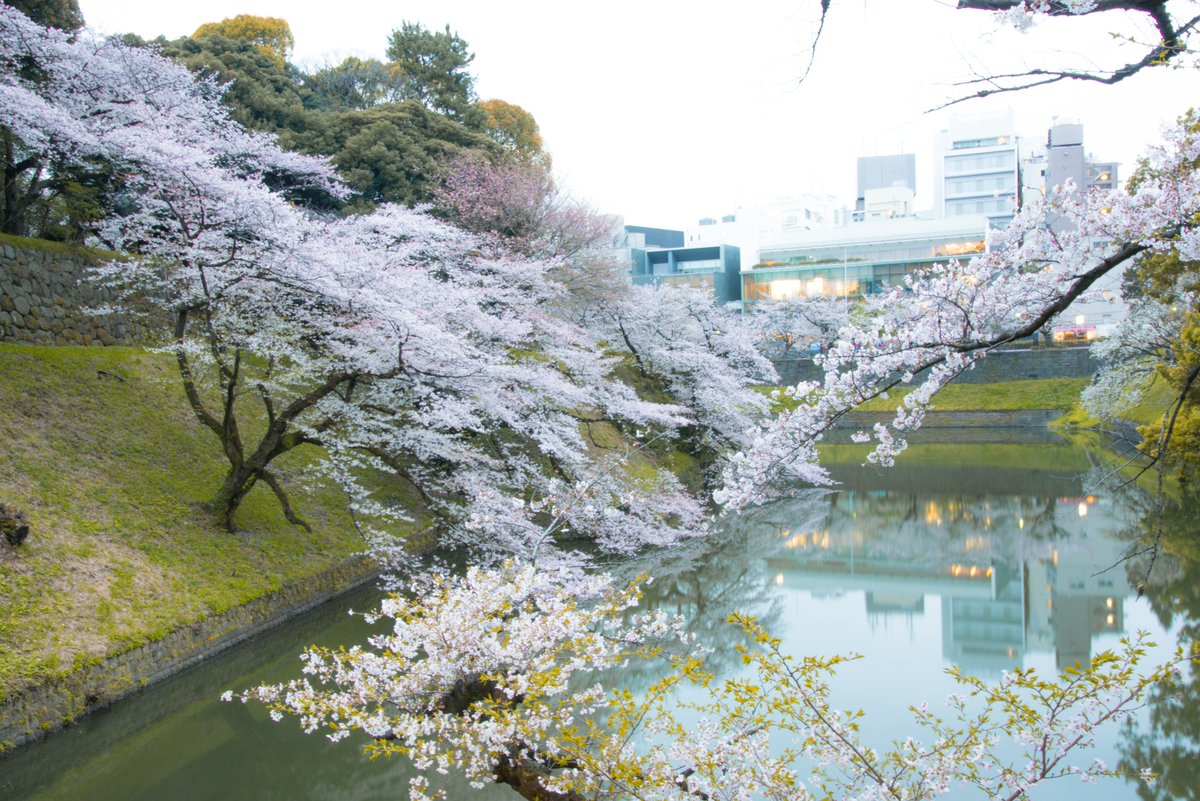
1140,312,1200,484
304,57,405,111
818,439,1098,474
6,0,83,31
385,21,479,123
155,35,495,207
1052,402,1101,428
1119,109,1200,481
759,377,1088,414
280,101,494,206
1127,248,1200,302
192,14,294,68
161,35,306,133
0,231,115,259
478,98,546,162
860,377,1089,412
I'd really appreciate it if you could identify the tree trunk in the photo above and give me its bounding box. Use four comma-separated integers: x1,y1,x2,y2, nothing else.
213,465,259,532
493,755,589,801
3,133,27,236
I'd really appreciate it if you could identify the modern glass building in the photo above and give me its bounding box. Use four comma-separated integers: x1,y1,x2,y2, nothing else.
630,244,743,305
743,216,989,302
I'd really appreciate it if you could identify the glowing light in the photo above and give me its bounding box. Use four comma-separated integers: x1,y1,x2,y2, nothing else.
1018,517,1025,529
775,279,803,300
785,532,811,549
1074,314,1086,326
1107,614,1115,626
1106,597,1114,609
775,573,785,586
1077,502,1089,517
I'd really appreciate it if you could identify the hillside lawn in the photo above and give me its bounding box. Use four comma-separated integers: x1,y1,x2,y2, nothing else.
759,376,1091,414
0,344,377,702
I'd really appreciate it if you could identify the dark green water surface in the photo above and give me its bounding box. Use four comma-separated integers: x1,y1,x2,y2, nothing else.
3,431,1198,800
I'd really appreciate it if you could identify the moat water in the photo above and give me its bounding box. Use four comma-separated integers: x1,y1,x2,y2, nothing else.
3,430,1197,801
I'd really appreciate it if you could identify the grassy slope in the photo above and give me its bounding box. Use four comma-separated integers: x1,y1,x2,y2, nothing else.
818,439,1097,473
0,344,1137,702
760,377,1090,414
0,345,369,700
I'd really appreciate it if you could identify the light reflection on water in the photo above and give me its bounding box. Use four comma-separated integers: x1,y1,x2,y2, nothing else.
2,433,1197,801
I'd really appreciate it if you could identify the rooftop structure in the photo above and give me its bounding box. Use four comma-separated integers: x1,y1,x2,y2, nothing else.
1020,122,1125,338
685,195,844,267
621,225,684,250
855,154,917,219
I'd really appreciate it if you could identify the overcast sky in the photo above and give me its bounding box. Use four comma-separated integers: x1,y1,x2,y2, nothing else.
76,0,1197,230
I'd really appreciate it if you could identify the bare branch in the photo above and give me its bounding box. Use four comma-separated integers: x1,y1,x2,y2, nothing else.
797,0,834,87
937,1,1200,108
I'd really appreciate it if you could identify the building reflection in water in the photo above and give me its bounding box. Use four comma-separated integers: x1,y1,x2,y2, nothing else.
764,491,1137,674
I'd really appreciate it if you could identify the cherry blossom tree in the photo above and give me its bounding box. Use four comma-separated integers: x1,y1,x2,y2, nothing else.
0,7,718,567
744,295,848,358
580,285,776,457
233,561,1197,801
717,117,1200,508
430,150,621,263
431,150,778,465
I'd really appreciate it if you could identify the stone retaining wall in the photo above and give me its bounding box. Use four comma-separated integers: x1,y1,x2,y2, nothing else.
774,347,1098,386
0,555,378,752
0,238,162,346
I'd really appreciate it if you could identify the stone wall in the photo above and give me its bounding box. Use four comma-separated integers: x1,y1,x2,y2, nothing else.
773,346,1098,387
0,238,162,346
0,555,378,752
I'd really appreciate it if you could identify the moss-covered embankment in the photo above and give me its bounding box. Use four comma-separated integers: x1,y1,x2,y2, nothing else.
0,344,381,751
0,342,700,752
760,376,1091,427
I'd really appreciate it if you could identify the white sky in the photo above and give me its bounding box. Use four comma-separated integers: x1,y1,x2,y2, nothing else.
76,0,1198,230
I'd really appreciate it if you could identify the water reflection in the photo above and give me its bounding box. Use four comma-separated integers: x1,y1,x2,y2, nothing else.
761,490,1138,674
3,434,1198,801
1115,485,1200,801
625,438,1200,800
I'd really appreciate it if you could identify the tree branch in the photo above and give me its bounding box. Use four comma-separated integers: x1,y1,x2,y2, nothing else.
939,1,1198,108
259,470,313,533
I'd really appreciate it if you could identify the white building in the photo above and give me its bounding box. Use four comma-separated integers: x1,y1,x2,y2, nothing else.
933,111,1022,229
686,195,844,268
1021,122,1126,339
